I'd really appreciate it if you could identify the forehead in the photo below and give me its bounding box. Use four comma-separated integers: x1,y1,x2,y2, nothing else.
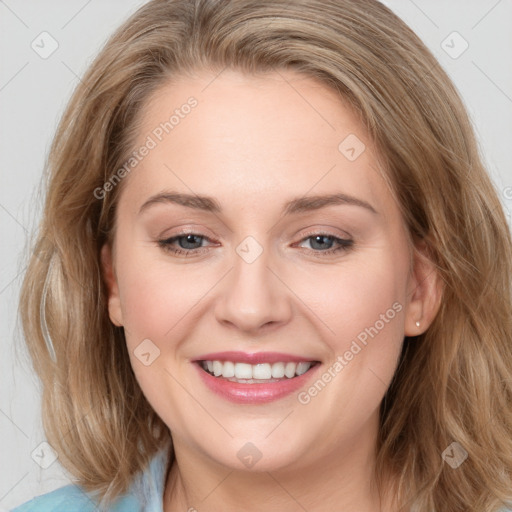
119,69,397,223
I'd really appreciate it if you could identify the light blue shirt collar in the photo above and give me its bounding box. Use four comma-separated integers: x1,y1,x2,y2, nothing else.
124,441,171,511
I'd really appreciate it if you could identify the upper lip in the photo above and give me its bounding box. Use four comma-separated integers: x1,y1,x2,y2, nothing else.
192,351,320,364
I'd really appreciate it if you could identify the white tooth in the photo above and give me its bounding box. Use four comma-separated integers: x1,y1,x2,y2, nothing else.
271,362,285,378
253,363,272,379
284,362,297,378
296,362,312,376
234,362,253,379
222,361,235,378
207,360,312,379
213,360,223,377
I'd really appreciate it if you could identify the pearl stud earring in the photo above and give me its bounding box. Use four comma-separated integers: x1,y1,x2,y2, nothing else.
415,320,420,327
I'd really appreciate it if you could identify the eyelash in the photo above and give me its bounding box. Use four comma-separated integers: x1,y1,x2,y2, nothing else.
157,231,354,258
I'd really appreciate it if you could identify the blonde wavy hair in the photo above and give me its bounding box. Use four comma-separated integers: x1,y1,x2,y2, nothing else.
19,0,512,510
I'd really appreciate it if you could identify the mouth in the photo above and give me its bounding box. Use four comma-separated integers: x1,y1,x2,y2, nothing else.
192,351,321,403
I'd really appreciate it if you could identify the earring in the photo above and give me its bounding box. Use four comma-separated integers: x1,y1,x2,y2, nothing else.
415,320,420,327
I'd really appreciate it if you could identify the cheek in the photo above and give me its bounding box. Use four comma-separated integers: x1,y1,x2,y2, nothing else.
292,253,406,351
116,251,210,344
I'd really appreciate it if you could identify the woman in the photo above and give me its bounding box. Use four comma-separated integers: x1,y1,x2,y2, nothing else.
13,0,512,510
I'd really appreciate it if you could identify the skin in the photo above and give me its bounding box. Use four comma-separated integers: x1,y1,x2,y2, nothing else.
101,69,442,512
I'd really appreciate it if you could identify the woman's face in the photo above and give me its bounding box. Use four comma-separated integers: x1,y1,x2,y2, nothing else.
103,69,436,474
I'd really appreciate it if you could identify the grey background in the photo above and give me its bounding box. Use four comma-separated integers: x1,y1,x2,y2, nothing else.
1,0,511,509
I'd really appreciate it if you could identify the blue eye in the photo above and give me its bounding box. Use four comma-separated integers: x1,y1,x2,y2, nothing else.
158,233,212,256
297,234,354,256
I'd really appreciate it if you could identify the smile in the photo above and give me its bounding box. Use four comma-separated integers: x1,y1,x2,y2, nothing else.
193,351,321,403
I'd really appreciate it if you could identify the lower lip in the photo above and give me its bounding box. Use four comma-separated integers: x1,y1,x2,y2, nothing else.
194,363,321,404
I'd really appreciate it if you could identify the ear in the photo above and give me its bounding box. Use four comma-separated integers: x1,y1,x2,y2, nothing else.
404,238,444,336
100,243,124,327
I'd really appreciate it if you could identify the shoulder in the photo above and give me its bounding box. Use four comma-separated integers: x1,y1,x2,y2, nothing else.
11,485,97,512
12,442,171,512
11,484,140,512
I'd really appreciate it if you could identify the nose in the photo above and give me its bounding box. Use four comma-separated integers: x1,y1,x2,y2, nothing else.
214,243,293,334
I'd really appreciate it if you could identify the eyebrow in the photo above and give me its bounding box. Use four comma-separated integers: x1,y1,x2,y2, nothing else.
138,191,378,216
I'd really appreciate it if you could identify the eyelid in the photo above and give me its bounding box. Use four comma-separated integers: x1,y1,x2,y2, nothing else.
157,224,216,240
159,225,352,244
296,225,353,239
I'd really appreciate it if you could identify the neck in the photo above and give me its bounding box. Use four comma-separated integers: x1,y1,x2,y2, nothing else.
163,414,398,512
